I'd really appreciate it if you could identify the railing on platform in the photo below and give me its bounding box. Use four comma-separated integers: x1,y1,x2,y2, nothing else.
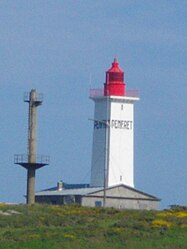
89,88,139,98
125,90,139,98
89,88,104,97
14,154,50,165
23,92,43,103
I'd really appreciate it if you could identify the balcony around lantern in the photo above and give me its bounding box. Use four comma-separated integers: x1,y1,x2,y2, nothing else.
89,88,139,99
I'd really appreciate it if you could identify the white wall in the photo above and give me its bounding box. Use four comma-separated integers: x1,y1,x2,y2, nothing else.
82,196,159,210
90,96,139,188
108,99,134,187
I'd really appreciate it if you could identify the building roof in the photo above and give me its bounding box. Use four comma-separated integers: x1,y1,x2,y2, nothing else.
36,183,160,201
36,183,102,196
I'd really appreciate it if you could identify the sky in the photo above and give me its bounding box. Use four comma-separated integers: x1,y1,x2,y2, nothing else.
0,0,186,209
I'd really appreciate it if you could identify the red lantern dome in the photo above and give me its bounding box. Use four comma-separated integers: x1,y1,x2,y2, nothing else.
104,58,126,96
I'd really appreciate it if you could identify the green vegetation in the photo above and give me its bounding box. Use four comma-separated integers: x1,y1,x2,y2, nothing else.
0,203,186,249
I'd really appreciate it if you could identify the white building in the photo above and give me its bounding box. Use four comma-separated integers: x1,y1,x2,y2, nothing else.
36,182,160,210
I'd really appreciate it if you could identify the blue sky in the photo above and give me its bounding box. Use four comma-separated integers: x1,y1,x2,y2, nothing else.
0,0,186,209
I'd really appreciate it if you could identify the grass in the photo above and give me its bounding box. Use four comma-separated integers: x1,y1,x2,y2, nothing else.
0,204,186,249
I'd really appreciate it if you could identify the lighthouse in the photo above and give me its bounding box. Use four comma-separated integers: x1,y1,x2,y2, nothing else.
35,58,160,210
90,58,139,188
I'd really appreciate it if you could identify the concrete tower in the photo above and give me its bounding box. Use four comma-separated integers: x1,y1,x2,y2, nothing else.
90,58,139,188
14,89,49,204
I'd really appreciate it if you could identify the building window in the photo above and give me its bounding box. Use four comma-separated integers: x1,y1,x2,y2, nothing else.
121,104,123,110
95,201,102,207
64,195,75,204
120,175,122,181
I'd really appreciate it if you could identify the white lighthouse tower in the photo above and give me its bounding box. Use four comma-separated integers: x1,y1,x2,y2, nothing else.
90,58,139,188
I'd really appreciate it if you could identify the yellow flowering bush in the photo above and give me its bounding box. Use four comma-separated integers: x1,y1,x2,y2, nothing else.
151,219,172,228
175,212,187,218
63,233,76,240
0,203,8,208
157,211,174,217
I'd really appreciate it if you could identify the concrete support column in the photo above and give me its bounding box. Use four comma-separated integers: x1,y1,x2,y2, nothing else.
27,89,39,205
27,166,36,204
28,89,37,163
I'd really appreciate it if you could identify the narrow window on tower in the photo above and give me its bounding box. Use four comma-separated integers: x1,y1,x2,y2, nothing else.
120,175,122,181
121,104,123,110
